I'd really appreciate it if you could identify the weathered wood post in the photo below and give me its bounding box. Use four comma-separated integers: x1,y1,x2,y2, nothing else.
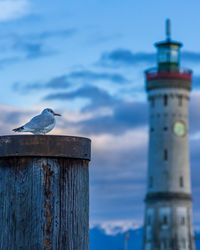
0,135,91,250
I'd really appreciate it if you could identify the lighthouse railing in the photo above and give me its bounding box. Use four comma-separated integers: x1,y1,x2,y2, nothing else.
145,67,192,81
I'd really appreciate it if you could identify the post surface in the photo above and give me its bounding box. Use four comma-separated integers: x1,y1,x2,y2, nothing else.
0,135,91,250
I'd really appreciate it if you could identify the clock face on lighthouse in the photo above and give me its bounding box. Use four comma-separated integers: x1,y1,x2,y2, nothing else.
173,121,186,137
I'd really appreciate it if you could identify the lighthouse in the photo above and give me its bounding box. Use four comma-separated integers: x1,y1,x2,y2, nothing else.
143,20,195,250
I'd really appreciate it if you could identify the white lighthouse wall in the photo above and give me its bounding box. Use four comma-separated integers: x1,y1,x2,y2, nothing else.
176,207,189,248
147,88,191,194
143,86,196,250
146,208,154,241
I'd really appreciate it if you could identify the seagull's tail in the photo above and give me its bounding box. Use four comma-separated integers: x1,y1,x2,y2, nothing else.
12,126,24,132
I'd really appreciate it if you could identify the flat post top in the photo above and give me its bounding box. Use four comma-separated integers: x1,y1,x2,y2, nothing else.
0,135,91,160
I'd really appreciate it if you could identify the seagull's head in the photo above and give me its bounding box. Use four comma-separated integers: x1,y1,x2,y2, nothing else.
42,108,62,117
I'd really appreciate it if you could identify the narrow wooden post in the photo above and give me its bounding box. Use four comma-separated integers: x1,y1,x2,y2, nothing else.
0,135,91,250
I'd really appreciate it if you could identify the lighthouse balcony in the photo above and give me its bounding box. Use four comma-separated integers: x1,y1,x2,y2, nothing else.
146,68,192,81
145,68,192,91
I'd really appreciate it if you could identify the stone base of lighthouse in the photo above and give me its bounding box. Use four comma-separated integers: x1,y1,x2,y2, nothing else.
143,192,195,250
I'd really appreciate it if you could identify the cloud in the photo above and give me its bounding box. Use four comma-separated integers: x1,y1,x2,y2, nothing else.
0,42,53,68
0,29,76,64
0,28,76,65
6,28,77,43
91,220,141,235
69,70,129,84
189,91,200,134
88,33,122,45
182,51,200,63
192,75,200,89
0,0,30,21
14,70,129,94
0,56,20,68
44,85,119,111
188,136,200,227
98,49,155,67
0,42,55,68
44,85,148,135
12,39,56,59
89,129,148,224
0,104,33,134
13,41,43,58
33,29,77,40
44,85,116,112
13,75,71,93
0,50,51,69
77,101,148,135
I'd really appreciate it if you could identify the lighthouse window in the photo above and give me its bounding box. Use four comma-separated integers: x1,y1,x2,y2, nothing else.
160,239,167,249
180,176,184,187
182,239,186,248
163,215,168,225
178,95,183,106
164,95,168,106
164,149,168,161
149,177,153,188
181,216,185,225
158,48,179,63
147,215,151,225
151,98,155,107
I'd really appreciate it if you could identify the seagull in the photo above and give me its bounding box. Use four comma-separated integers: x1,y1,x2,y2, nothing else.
12,108,61,135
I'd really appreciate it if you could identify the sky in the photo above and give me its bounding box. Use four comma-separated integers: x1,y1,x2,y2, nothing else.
1,0,200,233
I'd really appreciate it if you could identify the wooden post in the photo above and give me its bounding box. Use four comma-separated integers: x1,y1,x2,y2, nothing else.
0,135,91,250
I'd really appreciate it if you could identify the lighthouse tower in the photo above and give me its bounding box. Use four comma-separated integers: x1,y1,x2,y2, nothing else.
143,20,195,250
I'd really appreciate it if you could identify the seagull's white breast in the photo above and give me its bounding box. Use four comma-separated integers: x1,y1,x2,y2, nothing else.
43,120,56,133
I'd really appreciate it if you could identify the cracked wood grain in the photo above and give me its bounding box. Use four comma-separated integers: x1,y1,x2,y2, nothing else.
0,157,89,250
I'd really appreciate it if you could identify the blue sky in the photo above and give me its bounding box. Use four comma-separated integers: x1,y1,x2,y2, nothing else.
1,0,200,233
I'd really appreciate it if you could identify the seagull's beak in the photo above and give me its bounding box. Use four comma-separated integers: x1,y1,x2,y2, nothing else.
54,113,61,116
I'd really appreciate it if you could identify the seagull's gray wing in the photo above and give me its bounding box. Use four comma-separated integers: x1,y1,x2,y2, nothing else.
24,114,54,130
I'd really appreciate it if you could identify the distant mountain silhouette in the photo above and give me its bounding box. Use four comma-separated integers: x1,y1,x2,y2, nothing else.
90,226,200,250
